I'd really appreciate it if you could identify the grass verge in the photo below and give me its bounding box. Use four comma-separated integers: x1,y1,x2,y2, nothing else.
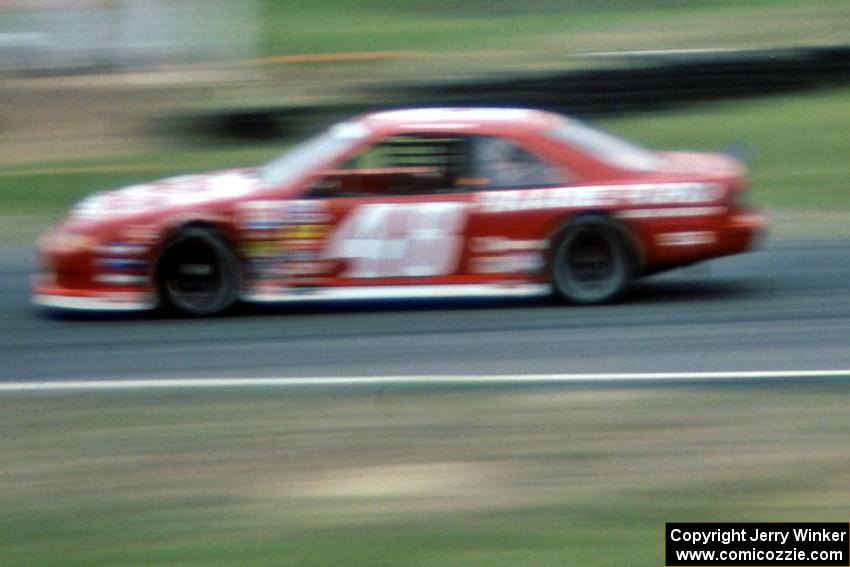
2,384,850,566
260,0,850,59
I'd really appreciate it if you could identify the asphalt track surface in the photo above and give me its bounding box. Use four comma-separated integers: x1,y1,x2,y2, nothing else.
2,236,849,383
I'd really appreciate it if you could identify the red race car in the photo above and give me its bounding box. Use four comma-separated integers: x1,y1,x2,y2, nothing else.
33,108,766,315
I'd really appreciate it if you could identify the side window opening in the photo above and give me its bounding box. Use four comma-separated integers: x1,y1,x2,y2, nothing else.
307,133,566,198
471,136,565,189
311,134,472,198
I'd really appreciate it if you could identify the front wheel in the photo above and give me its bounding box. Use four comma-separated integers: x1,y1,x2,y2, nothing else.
549,217,634,305
156,228,241,316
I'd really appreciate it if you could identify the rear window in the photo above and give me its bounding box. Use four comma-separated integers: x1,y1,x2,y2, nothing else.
546,119,664,172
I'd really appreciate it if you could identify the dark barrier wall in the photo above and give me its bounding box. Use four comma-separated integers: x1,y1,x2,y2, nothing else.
178,44,850,140
407,45,850,116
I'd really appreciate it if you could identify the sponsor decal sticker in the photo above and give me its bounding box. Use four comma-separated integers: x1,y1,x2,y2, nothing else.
657,231,716,247
471,253,544,275
476,182,722,213
94,242,149,256
471,237,547,254
324,202,468,278
94,274,150,285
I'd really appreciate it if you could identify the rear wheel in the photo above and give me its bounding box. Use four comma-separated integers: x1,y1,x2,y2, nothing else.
156,228,240,316
549,216,634,305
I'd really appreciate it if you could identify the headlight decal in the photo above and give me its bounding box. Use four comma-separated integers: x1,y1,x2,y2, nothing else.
93,241,152,288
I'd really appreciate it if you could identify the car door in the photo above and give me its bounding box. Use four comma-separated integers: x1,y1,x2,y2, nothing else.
461,135,571,282
301,132,477,287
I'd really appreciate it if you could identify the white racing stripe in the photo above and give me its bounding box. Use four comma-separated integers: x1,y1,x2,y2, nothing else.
33,293,157,311
243,284,551,303
3,370,850,392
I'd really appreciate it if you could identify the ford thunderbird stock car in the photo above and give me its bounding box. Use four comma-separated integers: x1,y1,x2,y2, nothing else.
33,108,766,316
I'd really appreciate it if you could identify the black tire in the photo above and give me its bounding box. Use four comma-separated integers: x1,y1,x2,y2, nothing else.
156,228,241,316
549,216,634,305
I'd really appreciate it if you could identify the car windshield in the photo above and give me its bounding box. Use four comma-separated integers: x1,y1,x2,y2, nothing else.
262,121,366,187
546,119,664,171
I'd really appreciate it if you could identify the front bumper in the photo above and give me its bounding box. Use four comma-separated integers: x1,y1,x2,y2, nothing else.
34,220,161,313
32,281,158,312
720,209,769,253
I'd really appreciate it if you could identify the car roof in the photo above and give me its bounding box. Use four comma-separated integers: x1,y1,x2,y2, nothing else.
358,107,560,135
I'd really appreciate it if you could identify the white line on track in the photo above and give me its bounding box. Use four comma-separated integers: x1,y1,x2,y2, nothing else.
3,370,850,392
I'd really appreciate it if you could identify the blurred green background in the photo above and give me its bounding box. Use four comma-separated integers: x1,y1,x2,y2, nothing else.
259,0,850,56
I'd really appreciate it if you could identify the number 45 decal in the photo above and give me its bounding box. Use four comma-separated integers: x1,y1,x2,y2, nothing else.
324,203,468,278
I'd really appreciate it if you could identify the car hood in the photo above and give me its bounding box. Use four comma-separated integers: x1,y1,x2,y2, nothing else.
70,169,263,221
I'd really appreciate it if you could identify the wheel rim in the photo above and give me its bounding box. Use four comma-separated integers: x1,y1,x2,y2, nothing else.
567,231,615,287
557,228,624,302
162,237,228,313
